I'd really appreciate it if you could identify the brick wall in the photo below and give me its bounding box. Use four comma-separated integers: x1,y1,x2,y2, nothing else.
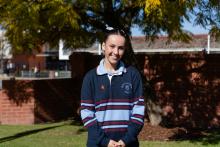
142,53,220,128
70,52,220,129
34,78,81,123
0,78,81,124
0,80,35,124
2,52,220,128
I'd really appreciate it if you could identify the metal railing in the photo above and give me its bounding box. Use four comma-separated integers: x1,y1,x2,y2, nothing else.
19,70,71,79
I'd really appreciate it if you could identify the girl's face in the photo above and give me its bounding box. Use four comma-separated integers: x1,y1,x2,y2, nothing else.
102,34,125,68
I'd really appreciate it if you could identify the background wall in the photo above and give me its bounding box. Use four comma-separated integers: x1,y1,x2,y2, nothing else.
0,78,81,124
143,52,220,128
1,52,220,129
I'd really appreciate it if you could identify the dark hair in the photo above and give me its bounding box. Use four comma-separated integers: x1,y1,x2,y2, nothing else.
103,28,127,43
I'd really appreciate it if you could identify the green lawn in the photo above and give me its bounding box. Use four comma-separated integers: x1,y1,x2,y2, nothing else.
0,120,220,147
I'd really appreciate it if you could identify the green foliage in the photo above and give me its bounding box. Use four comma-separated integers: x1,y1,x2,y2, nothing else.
140,0,220,40
0,0,86,53
0,0,219,53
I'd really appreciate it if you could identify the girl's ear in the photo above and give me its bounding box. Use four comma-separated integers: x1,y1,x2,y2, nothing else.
102,42,105,51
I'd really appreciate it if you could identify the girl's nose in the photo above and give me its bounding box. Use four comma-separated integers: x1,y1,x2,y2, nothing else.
113,48,119,55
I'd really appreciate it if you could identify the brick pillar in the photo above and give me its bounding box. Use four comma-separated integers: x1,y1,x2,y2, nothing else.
0,80,35,124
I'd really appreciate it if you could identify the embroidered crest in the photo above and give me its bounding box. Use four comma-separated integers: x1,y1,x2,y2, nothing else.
121,83,132,94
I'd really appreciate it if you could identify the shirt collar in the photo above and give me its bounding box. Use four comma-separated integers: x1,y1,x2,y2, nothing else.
96,59,126,76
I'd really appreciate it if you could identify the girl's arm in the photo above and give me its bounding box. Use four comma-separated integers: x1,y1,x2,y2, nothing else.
80,72,110,146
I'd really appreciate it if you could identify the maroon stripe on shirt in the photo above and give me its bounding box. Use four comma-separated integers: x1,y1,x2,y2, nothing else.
82,116,94,124
95,99,133,105
133,97,144,102
132,114,144,119
81,100,94,104
99,121,129,126
103,128,127,132
136,101,145,105
131,118,143,125
85,120,96,128
80,106,95,111
95,97,144,105
95,105,132,111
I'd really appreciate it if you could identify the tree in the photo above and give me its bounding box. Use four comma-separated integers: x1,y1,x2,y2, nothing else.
1,0,220,52
0,30,10,74
0,0,220,125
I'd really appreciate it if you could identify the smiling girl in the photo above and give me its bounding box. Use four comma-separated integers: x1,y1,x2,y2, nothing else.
80,27,145,147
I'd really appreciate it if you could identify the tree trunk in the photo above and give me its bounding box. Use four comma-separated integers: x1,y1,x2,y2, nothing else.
123,36,162,126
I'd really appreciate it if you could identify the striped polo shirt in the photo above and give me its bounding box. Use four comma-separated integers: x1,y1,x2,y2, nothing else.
81,59,145,147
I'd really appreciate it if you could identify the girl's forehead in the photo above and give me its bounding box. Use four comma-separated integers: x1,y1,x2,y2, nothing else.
106,34,125,42
108,34,125,38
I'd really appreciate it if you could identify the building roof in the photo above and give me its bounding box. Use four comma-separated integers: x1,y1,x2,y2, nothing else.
131,34,220,53
73,34,220,54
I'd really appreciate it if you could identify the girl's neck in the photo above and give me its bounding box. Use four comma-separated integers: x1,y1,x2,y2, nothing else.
103,59,117,73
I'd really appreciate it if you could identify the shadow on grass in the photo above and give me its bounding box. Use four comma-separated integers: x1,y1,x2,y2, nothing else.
0,125,64,143
69,119,87,134
169,128,220,146
76,127,87,134
70,119,83,126
194,129,220,146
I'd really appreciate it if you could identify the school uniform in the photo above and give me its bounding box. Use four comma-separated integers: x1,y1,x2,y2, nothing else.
80,59,145,147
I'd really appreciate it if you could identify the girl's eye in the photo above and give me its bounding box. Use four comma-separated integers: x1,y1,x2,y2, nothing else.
110,45,115,48
119,47,124,50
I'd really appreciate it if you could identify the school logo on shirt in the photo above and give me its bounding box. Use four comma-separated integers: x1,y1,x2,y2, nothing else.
121,83,132,94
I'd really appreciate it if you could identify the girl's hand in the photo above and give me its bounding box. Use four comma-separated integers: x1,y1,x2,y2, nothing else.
107,140,118,147
117,140,125,147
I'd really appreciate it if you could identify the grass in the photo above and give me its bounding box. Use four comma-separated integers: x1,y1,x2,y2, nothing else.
0,120,87,147
0,120,220,147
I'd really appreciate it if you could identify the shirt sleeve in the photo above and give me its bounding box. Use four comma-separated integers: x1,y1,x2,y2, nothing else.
80,72,110,146
121,68,145,145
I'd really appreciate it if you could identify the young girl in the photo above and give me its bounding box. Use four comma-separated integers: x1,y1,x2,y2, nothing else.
80,27,145,147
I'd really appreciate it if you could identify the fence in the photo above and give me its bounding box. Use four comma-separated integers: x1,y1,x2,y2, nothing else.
19,70,71,78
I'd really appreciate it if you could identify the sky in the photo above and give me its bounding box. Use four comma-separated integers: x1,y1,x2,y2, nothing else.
132,21,209,36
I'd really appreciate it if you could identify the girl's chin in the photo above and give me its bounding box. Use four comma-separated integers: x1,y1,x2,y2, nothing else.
110,59,119,64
